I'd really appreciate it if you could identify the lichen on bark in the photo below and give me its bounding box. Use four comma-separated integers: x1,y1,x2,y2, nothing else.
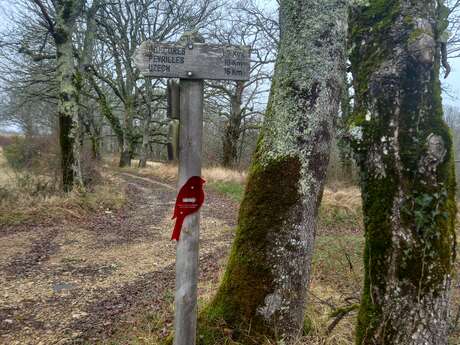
349,1,456,344
200,1,348,343
54,0,85,191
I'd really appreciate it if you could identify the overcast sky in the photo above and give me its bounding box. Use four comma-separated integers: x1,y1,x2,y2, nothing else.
443,61,460,106
0,0,458,108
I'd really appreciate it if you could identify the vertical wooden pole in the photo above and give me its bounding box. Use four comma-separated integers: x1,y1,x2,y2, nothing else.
174,78,203,345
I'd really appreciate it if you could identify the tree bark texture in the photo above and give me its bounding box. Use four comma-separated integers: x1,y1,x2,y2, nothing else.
349,1,456,344
201,1,348,343
54,0,84,192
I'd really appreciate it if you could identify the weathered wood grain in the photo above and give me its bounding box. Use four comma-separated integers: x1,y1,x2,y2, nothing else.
173,79,203,345
134,41,250,81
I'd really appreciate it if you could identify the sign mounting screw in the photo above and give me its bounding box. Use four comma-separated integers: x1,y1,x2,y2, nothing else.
188,43,193,50
187,71,193,77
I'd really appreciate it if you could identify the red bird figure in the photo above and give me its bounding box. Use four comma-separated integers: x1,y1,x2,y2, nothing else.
171,176,206,241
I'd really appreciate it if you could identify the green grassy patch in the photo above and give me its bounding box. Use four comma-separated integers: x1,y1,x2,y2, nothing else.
318,204,362,230
208,181,245,202
313,235,364,291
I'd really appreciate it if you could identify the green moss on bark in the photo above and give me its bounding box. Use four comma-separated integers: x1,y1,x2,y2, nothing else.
200,149,302,343
350,1,457,343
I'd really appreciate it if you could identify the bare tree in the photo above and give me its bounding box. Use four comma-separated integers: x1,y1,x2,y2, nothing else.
91,0,220,167
205,1,277,167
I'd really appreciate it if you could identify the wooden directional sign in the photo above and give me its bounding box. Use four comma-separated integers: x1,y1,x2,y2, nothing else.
134,41,250,81
134,33,253,345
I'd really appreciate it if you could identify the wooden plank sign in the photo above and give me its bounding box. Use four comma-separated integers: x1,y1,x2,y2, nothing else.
134,41,250,81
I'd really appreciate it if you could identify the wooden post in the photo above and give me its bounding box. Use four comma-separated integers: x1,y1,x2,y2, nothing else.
174,78,204,345
133,31,250,345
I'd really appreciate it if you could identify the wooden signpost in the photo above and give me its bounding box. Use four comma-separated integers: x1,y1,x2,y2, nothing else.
134,32,250,345
134,38,250,81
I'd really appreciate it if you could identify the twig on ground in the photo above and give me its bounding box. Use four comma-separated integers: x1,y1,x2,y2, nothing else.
327,304,359,335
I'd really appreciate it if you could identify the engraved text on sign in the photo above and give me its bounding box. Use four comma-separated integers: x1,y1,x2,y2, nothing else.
134,41,250,81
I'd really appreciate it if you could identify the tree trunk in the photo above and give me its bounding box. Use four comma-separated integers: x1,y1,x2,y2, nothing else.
80,0,101,163
222,117,240,168
119,102,134,168
338,70,354,181
88,74,125,158
119,143,132,167
349,1,456,344
138,123,149,168
222,81,244,168
54,0,84,192
90,130,102,161
201,1,348,343
139,77,153,168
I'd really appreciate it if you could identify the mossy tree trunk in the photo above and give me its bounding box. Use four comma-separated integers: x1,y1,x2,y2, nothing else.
54,0,85,192
88,75,125,154
349,1,456,344
202,0,348,343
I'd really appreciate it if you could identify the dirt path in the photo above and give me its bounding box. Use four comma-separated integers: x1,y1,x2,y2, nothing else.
0,172,238,345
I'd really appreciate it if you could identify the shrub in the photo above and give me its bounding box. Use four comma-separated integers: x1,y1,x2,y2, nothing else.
3,137,32,170
15,173,55,197
3,136,58,176
0,135,14,147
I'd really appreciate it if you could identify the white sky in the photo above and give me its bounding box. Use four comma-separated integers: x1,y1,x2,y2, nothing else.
0,0,459,108
443,61,460,106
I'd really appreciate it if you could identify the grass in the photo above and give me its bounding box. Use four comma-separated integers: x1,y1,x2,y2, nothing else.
208,180,245,202
100,162,460,345
118,161,247,203
95,162,366,345
96,231,364,345
319,188,362,232
2,156,458,344
0,149,126,227
120,161,362,231
120,160,246,185
0,175,126,226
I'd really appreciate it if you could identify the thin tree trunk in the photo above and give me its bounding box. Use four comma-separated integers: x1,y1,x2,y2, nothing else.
222,117,240,168
338,70,353,181
350,1,456,344
139,77,152,168
90,130,102,161
88,75,125,156
139,123,149,168
119,103,134,168
222,82,244,168
79,0,101,163
201,0,348,343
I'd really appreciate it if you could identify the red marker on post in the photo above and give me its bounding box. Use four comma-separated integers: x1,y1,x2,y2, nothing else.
171,176,205,241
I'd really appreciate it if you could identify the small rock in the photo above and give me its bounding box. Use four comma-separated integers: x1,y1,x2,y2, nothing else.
71,312,88,319
71,331,82,338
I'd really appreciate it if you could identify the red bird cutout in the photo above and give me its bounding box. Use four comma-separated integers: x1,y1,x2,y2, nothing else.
171,176,206,241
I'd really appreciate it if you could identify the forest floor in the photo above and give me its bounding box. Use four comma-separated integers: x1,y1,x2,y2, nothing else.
0,159,459,345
